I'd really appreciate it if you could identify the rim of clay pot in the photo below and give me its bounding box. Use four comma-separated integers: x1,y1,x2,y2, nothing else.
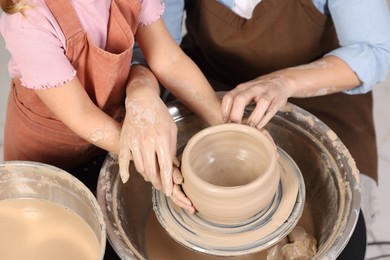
181,123,279,195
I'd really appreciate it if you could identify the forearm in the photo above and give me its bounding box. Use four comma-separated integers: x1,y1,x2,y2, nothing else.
71,108,122,154
277,55,362,98
136,19,223,126
125,64,160,99
66,65,163,155
220,55,363,128
35,78,121,154
156,53,223,126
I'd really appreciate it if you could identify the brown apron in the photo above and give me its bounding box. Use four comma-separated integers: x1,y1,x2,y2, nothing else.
4,0,140,169
183,0,377,182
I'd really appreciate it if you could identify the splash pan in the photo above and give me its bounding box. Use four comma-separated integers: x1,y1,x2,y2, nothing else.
153,147,305,257
97,100,360,260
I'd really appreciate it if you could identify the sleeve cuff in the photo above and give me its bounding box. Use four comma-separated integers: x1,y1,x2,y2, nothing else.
326,44,388,95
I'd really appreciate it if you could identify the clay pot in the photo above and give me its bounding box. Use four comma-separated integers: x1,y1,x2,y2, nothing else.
181,123,281,225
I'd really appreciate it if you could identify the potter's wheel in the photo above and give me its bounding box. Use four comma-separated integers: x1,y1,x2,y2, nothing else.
97,101,361,259
152,147,305,257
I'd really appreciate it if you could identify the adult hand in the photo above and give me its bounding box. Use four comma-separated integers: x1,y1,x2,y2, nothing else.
118,90,177,196
221,73,292,129
169,165,196,214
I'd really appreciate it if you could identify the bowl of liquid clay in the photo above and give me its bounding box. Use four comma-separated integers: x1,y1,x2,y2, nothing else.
0,161,106,260
181,123,281,224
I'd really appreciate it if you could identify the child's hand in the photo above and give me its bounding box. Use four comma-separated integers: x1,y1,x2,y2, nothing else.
118,90,177,196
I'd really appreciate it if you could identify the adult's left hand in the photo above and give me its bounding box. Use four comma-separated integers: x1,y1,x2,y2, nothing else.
221,73,292,129
169,165,196,214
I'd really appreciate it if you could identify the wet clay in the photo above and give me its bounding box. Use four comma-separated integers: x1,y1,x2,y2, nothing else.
0,198,100,260
152,147,305,256
181,124,280,224
146,202,315,260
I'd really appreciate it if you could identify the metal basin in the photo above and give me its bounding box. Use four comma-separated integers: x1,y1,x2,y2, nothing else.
0,161,106,259
97,101,360,260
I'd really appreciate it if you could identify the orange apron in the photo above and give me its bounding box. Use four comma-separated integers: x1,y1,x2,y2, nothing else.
4,0,140,170
182,0,378,182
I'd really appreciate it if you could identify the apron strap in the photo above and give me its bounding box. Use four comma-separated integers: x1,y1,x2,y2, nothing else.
44,0,84,40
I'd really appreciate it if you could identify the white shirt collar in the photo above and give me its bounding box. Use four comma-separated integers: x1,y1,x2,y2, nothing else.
218,0,263,19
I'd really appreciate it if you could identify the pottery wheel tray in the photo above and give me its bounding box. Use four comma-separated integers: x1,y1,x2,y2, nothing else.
152,146,305,257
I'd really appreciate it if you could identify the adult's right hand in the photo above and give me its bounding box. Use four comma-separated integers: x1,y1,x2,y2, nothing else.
221,73,292,129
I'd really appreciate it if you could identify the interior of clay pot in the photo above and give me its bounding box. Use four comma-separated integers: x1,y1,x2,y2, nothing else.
0,161,107,260
180,123,283,226
183,126,272,186
97,101,360,260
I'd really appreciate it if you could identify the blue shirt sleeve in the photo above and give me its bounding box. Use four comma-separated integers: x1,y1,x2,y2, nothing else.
132,0,185,66
217,0,235,9
315,0,390,94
